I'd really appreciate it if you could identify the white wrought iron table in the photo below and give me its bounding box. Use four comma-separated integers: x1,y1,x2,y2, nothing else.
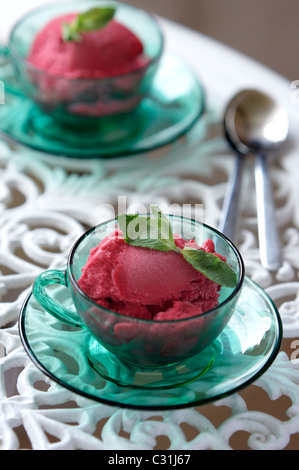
1,0,299,450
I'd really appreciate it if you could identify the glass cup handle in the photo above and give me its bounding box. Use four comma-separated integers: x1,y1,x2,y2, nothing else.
33,268,83,328
0,45,24,97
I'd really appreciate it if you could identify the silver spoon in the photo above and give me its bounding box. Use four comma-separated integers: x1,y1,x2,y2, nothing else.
219,89,289,271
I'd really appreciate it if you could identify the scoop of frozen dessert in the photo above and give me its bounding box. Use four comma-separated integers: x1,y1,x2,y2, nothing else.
78,229,223,321
27,14,149,78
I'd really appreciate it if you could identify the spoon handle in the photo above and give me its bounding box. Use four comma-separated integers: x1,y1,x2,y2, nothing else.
255,154,281,271
218,153,244,242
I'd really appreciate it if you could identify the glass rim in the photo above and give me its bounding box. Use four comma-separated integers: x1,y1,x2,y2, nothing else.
8,0,164,83
67,214,245,324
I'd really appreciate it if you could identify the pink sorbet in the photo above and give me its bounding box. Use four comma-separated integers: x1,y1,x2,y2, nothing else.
28,14,149,78
78,229,224,321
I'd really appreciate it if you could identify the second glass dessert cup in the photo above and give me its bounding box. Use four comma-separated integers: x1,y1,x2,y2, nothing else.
0,1,205,157
6,0,164,124
32,215,244,387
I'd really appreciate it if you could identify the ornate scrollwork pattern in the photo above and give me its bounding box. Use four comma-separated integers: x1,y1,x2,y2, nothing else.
1,104,299,450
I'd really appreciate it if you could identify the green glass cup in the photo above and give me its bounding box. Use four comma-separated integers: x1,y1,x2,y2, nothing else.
2,0,164,124
32,215,244,369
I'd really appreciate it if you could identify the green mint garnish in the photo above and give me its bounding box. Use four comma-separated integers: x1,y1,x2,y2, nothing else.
181,247,238,288
117,207,238,287
117,207,177,253
62,7,116,42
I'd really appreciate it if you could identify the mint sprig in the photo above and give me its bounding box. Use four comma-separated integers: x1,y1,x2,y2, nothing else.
62,7,115,43
117,207,238,287
181,247,238,287
117,207,177,252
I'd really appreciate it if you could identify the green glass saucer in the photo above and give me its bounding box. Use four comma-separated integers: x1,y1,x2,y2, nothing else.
0,53,204,158
19,277,282,410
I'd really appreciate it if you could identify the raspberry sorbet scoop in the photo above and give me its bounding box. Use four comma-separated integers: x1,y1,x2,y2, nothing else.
27,14,149,78
78,229,223,321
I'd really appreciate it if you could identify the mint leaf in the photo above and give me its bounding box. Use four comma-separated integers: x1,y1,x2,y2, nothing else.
62,7,115,42
182,247,238,287
117,209,176,252
150,206,177,252
117,213,139,234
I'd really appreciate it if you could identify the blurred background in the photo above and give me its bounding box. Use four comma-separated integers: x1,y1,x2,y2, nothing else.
127,0,298,81
0,0,298,80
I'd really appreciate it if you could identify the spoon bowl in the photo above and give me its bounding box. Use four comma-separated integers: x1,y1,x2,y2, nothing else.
219,89,289,271
226,89,289,154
